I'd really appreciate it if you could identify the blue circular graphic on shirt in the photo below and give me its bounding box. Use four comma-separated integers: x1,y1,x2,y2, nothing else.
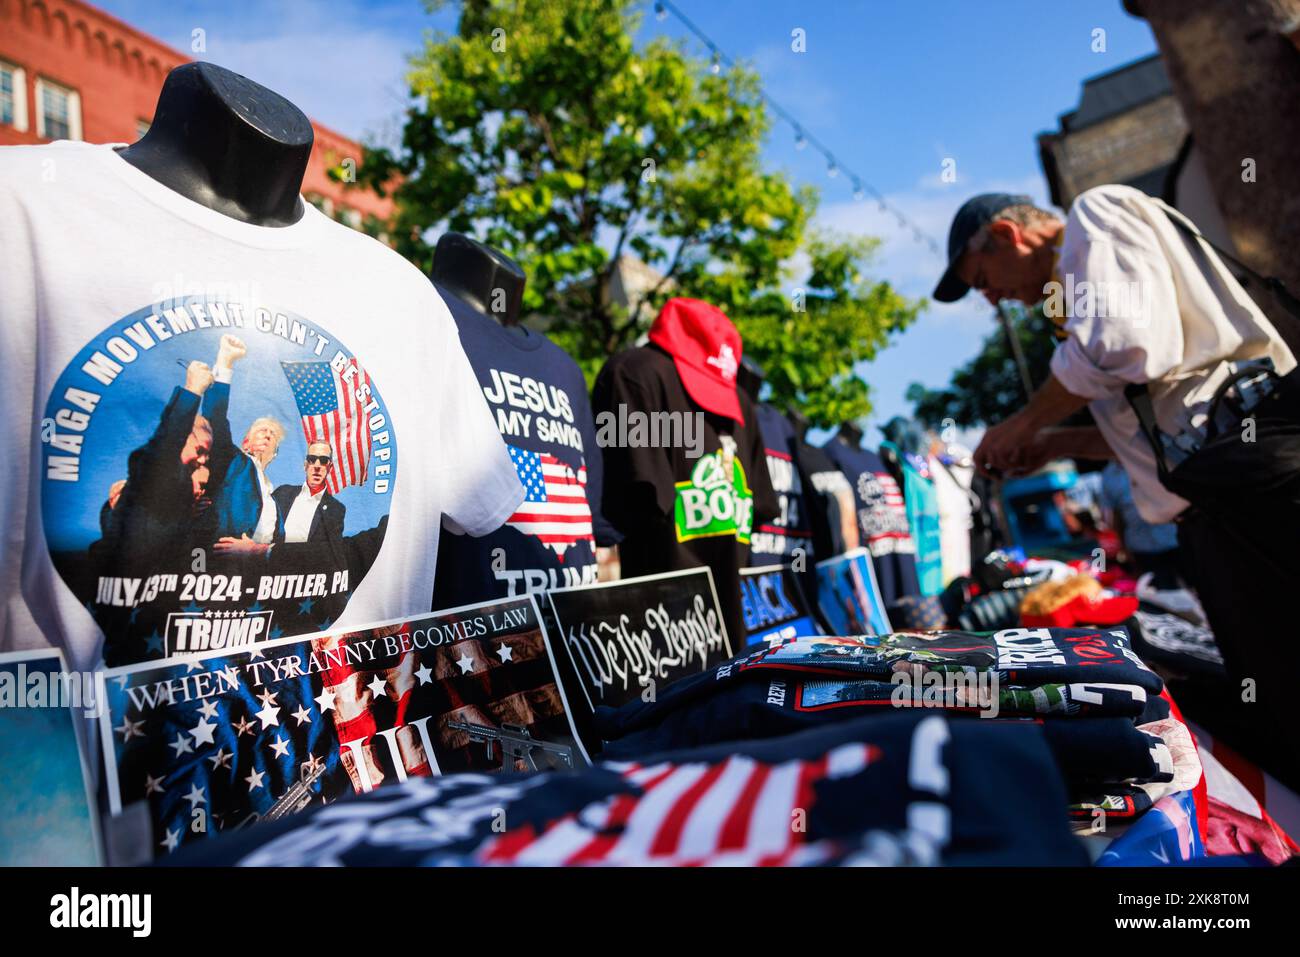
40,298,397,666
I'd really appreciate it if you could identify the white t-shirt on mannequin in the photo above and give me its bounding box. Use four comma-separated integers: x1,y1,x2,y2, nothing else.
0,141,524,672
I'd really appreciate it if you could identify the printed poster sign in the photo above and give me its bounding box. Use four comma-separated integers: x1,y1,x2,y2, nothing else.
99,595,586,858
815,547,893,636
546,568,731,733
0,649,102,866
41,299,398,667
739,564,823,647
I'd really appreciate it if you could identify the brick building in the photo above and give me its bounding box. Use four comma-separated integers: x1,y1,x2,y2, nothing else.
0,0,393,230
1036,54,1189,211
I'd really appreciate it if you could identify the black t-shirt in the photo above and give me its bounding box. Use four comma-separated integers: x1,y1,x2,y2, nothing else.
749,404,814,567
822,439,921,605
793,436,852,558
592,344,779,649
433,291,618,609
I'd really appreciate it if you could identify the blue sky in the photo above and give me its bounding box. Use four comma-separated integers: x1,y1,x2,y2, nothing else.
96,0,1159,434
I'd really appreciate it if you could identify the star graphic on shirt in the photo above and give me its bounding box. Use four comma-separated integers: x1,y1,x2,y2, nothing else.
233,715,256,737
248,643,266,660
456,651,476,675
496,642,514,663
317,616,333,631
292,705,313,726
190,718,217,747
116,717,144,741
298,597,315,615
314,688,336,713
257,689,278,708
169,733,193,758
269,625,285,640
255,702,280,730
143,773,165,796
415,664,433,686
270,735,291,759
248,601,264,614
245,767,266,791
198,699,220,720
367,674,388,700
184,783,207,810
182,600,202,615
207,748,232,770
145,631,165,655
219,666,240,689
303,752,325,778
160,827,181,853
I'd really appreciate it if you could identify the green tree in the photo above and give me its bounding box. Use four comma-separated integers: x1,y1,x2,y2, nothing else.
907,302,1057,428
357,0,920,427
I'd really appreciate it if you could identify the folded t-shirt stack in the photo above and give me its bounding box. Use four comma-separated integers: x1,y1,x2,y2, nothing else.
594,628,1183,835
165,711,1089,867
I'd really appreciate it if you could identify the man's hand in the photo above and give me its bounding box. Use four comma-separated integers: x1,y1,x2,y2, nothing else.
216,334,248,371
184,361,215,397
973,412,1041,477
213,534,270,557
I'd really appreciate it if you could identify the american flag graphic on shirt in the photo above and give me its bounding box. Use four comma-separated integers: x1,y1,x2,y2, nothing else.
476,743,880,865
281,359,372,494
506,445,594,559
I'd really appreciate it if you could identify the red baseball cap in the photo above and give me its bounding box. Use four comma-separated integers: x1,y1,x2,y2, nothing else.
648,297,745,425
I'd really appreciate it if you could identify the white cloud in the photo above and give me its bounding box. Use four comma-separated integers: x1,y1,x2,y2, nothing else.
147,0,425,144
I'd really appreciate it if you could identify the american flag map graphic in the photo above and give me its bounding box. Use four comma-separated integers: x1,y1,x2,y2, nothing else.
506,445,594,559
102,598,583,858
281,359,372,494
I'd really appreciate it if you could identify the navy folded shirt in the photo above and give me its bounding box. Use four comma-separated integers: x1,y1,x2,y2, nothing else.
595,628,1163,743
165,711,1088,867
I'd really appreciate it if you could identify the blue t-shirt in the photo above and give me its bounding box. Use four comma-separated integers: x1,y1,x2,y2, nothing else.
432,288,617,608
1099,461,1179,554
882,441,944,597
821,439,920,605
749,404,814,566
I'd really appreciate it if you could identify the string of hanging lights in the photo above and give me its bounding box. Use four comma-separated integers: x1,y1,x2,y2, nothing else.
650,0,943,256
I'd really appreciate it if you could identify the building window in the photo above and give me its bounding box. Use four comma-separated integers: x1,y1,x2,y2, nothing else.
35,77,81,141
0,60,29,132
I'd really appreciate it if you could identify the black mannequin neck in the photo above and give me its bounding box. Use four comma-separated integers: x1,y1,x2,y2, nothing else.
116,62,311,227
737,356,765,405
837,422,863,446
786,407,809,440
431,233,526,332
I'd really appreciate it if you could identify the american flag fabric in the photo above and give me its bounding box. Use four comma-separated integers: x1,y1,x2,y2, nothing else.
101,598,584,859
281,359,372,494
171,712,1092,866
506,445,594,559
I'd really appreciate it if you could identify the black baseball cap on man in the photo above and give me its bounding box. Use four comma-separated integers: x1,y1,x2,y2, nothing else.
932,192,1034,302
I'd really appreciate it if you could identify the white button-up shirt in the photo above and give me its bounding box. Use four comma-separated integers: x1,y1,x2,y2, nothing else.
1048,185,1295,523
283,483,325,543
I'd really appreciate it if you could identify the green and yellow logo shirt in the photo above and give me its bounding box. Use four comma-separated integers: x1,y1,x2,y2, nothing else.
674,445,755,544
